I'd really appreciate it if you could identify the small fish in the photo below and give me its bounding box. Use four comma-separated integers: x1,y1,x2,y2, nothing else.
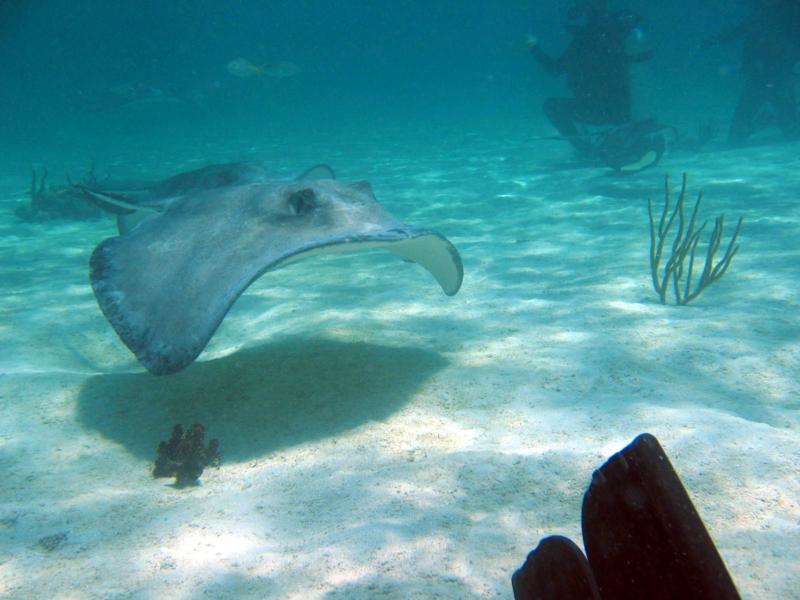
227,57,265,78
226,57,301,79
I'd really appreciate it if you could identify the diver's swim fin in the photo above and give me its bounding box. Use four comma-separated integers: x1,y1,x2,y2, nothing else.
512,433,740,600
617,148,660,173
512,535,601,600
582,433,739,599
531,119,672,174
594,119,669,174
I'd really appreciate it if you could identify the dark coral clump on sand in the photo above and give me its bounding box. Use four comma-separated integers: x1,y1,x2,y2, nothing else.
15,166,105,221
153,423,220,486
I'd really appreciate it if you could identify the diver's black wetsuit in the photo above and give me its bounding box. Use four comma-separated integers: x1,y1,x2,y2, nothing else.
714,0,800,144
530,6,652,158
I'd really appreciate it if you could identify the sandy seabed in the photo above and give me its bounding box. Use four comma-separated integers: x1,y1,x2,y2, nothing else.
1,133,798,599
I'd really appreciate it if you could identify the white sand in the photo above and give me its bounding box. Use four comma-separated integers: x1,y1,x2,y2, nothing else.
1,133,798,599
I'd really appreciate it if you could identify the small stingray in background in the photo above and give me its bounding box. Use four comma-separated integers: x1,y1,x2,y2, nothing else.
76,81,186,112
226,57,301,79
79,162,463,375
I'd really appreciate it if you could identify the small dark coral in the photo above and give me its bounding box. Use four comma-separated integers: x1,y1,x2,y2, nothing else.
37,532,68,552
153,423,220,487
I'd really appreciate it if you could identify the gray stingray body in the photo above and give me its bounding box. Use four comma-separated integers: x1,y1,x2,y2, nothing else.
88,165,463,375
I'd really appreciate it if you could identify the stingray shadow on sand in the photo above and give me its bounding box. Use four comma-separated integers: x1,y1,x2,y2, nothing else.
76,335,448,462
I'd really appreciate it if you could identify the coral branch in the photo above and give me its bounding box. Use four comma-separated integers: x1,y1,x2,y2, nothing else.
647,173,742,305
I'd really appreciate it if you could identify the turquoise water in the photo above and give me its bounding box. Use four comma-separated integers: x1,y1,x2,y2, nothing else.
1,2,799,598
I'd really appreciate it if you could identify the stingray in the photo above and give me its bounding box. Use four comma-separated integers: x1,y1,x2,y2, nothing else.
82,163,463,375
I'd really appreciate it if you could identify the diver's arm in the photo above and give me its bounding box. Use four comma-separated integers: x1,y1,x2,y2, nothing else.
703,21,747,46
527,35,565,76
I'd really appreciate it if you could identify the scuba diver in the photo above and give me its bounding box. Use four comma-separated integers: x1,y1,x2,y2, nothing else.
708,0,800,145
528,0,666,173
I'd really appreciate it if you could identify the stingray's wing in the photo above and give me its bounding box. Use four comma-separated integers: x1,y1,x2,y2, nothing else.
90,186,462,375
381,228,462,295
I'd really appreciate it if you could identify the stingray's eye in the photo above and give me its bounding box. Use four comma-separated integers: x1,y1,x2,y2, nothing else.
287,188,317,216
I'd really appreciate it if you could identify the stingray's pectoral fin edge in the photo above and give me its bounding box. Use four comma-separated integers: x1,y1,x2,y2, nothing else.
384,229,464,296
296,164,336,181
90,238,199,375
89,227,463,377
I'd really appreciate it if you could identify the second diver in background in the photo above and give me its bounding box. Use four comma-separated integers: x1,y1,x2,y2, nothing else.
707,0,800,145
